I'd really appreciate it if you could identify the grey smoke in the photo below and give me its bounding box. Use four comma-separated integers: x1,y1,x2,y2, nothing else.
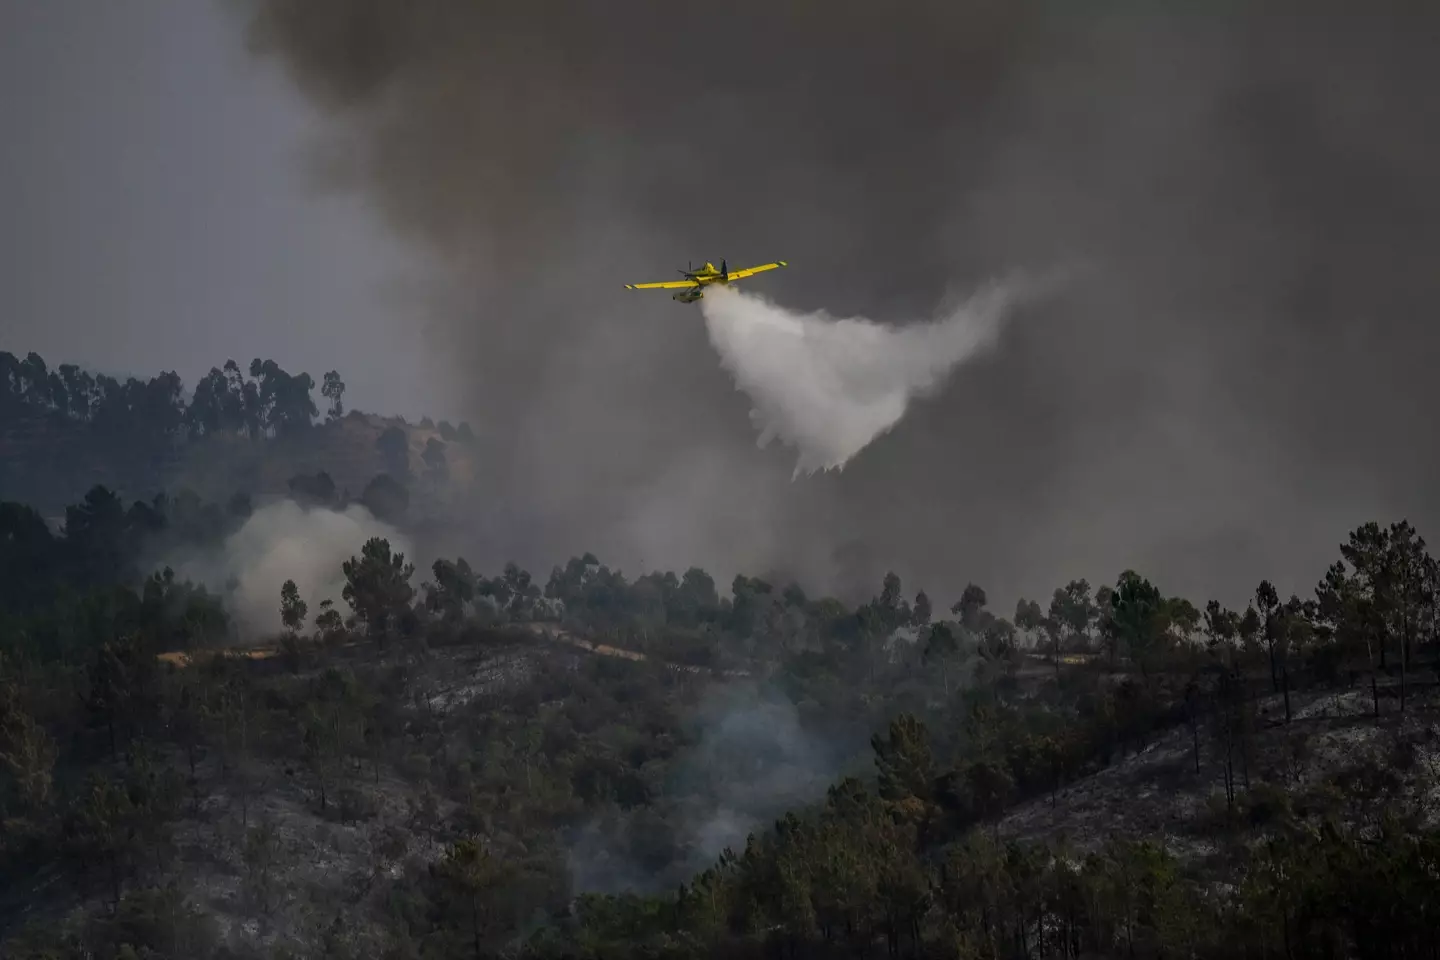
245,1,1440,611
566,683,847,894
677,683,845,854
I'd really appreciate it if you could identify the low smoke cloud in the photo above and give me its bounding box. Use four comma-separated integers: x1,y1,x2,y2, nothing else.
676,683,845,852
168,499,411,638
700,280,1029,476
567,682,847,894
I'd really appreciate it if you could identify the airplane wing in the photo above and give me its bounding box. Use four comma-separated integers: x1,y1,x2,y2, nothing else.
725,260,788,281
625,280,700,290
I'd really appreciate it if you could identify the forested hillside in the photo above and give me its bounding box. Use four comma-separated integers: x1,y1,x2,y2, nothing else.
0,351,478,517
3,465,1440,957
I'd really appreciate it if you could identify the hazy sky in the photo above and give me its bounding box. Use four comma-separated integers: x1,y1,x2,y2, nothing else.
0,1,445,420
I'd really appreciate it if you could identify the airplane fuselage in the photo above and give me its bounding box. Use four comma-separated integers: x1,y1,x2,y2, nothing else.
671,262,726,301
624,258,785,303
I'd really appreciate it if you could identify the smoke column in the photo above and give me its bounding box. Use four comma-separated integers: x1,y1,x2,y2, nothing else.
166,500,412,638
699,280,1028,477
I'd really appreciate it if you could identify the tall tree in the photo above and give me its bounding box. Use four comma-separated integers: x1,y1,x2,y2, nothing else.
186,367,232,437
223,360,262,438
302,701,341,813
1320,521,1437,716
1275,595,1319,723
1049,579,1098,651
321,370,345,420
1013,597,1044,651
84,636,160,759
1203,600,1238,657
484,562,543,622
669,566,720,627
922,622,961,695
952,583,989,635
58,362,97,420
435,837,510,960
875,571,911,632
426,558,476,623
913,590,932,627
1315,558,1380,717
1255,580,1282,693
280,579,308,635
872,714,940,851
1105,571,1168,676
314,598,344,637
1385,520,1435,713
341,537,416,640
248,358,317,437
1166,597,1201,645
1340,523,1392,673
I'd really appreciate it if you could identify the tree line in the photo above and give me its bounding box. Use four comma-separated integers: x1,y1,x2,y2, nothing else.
0,351,481,514
1,349,480,444
2,352,325,442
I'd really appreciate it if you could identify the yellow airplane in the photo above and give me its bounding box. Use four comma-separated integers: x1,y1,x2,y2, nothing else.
624,258,788,303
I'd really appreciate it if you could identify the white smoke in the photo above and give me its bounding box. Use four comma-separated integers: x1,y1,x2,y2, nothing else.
565,682,844,895
698,279,1030,476
168,500,413,638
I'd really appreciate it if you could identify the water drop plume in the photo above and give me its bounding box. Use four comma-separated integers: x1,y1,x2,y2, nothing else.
698,277,1036,477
